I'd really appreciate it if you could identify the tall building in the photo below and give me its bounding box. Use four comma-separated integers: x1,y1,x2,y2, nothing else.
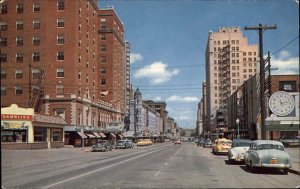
125,41,131,116
98,8,126,118
205,27,258,130
0,0,125,146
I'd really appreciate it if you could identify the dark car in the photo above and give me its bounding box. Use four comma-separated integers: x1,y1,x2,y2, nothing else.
197,139,205,146
115,140,130,149
91,140,112,152
126,140,134,148
203,139,212,148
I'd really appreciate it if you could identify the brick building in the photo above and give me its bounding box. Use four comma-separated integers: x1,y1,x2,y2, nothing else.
1,0,126,147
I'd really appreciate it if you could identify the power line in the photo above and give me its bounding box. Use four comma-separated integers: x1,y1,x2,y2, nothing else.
271,35,299,56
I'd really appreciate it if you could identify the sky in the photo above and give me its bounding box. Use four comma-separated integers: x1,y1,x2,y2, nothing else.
98,0,299,129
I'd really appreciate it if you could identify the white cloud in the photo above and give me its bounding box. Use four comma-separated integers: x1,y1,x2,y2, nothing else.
130,53,143,64
153,96,162,101
270,51,299,75
134,61,180,84
166,95,199,102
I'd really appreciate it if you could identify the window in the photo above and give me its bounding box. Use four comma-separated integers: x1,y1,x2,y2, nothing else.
33,3,40,12
0,53,7,62
100,34,106,40
15,85,23,95
16,3,24,13
57,34,64,44
34,127,47,142
100,56,106,63
32,52,40,62
231,40,235,44
16,53,23,62
33,36,40,45
86,75,89,83
101,79,106,85
1,3,8,14
100,68,106,74
1,86,6,95
0,37,7,47
16,69,23,79
16,37,23,46
57,0,64,11
1,70,6,79
78,71,81,80
52,129,63,141
279,81,296,92
57,51,64,60
16,21,24,30
32,69,40,79
56,68,64,77
56,84,64,95
57,18,64,28
0,22,8,31
33,20,40,29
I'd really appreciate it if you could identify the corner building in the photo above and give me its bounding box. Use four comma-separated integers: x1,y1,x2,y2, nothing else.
205,27,258,131
1,0,124,147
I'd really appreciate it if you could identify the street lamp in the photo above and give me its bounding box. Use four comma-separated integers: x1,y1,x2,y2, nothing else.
236,118,240,140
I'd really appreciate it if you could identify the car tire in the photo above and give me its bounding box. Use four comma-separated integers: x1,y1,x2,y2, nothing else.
283,168,289,175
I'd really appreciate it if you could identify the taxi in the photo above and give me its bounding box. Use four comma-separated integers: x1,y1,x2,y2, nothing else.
212,138,232,155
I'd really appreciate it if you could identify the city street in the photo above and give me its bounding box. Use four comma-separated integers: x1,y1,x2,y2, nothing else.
2,142,300,188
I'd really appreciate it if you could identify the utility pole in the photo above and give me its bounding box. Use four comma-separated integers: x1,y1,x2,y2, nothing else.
244,24,276,140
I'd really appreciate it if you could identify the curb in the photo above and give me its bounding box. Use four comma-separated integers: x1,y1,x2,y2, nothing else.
289,168,300,175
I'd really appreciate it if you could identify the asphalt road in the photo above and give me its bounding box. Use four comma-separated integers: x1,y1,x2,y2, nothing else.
2,142,300,188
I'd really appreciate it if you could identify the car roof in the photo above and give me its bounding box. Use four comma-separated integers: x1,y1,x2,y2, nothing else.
233,139,252,143
251,140,283,145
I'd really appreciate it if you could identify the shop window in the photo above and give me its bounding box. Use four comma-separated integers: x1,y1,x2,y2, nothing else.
34,127,47,142
52,129,63,141
1,131,27,142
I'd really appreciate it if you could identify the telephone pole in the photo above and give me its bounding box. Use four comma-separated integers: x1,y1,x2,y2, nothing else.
244,24,277,140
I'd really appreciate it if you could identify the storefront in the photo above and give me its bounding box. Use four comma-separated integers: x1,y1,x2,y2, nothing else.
1,104,66,149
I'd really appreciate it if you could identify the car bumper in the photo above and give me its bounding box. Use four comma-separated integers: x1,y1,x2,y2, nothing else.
253,163,292,169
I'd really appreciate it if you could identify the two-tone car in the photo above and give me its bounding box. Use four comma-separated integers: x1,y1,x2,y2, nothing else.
228,139,251,164
91,140,112,152
244,140,291,174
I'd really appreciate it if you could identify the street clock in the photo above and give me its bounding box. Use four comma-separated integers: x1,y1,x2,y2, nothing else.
269,91,295,116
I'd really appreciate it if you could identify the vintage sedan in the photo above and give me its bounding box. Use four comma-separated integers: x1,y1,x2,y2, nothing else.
115,140,130,149
212,138,232,154
228,139,251,164
91,140,112,152
244,140,291,174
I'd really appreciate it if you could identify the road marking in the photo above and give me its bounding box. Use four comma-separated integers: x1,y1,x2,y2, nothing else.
43,145,171,189
155,171,160,176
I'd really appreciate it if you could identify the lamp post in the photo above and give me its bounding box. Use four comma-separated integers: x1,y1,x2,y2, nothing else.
236,118,240,140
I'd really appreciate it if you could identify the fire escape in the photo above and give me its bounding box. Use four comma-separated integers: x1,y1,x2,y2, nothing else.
29,65,45,113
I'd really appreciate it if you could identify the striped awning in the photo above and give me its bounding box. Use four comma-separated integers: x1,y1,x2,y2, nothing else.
85,133,96,138
110,133,116,138
92,132,101,138
98,132,106,138
77,132,87,139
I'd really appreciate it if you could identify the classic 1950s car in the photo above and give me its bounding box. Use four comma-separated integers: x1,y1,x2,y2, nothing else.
228,139,251,164
212,138,232,154
244,140,291,174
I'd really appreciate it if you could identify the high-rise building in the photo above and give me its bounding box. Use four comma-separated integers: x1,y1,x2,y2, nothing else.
0,0,124,145
98,8,126,118
205,27,258,129
125,41,131,116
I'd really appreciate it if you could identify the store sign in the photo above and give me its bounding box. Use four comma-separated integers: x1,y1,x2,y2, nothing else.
1,121,30,129
1,114,33,121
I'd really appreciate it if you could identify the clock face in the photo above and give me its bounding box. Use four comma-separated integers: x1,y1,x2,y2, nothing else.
269,91,295,116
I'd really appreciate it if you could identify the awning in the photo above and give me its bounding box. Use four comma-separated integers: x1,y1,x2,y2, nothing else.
117,134,124,139
77,132,87,139
98,132,106,138
92,132,101,138
85,133,96,138
110,133,116,138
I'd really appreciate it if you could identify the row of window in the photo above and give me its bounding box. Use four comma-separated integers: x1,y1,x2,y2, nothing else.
0,19,64,31
213,39,240,45
0,1,64,14
1,69,40,79
0,52,64,63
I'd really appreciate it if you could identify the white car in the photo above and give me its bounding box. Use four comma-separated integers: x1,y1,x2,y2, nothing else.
228,139,251,164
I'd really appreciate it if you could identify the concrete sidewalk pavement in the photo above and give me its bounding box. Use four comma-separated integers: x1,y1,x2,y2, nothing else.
285,147,300,175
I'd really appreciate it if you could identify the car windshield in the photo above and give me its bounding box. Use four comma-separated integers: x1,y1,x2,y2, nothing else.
257,144,284,151
233,142,251,147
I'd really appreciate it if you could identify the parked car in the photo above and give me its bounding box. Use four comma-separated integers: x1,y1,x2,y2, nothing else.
212,138,232,154
174,140,182,144
125,139,134,148
244,140,291,174
91,140,112,152
115,140,130,149
203,139,212,148
228,139,251,164
279,136,299,147
197,138,205,146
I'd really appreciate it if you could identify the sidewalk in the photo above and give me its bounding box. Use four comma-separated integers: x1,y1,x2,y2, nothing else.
285,147,300,175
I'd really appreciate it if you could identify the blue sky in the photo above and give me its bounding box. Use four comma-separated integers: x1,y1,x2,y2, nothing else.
99,0,299,129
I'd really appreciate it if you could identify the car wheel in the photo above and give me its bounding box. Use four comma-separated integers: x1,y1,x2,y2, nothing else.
283,168,289,175
228,158,233,164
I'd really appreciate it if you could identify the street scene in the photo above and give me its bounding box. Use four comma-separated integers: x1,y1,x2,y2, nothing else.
2,142,300,188
1,0,299,188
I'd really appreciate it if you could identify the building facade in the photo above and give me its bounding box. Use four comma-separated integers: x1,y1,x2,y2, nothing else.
0,0,126,147
205,27,258,133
